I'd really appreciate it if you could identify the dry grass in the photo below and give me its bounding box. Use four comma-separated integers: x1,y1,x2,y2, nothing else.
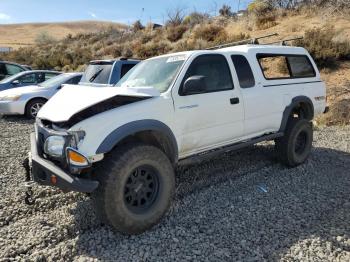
0,21,126,49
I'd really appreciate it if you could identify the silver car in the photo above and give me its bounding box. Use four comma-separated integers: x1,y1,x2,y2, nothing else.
0,72,82,119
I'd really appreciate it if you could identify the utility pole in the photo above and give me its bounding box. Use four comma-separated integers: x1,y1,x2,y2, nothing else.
237,0,241,12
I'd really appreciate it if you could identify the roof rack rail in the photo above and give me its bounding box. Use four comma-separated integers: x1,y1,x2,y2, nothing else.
264,36,303,46
206,33,278,50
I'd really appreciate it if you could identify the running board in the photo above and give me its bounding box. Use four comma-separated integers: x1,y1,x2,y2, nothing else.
178,132,284,166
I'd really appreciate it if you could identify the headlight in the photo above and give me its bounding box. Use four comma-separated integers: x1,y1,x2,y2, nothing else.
0,95,22,101
44,136,66,157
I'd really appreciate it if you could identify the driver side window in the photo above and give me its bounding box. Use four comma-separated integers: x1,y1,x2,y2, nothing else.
180,54,233,96
18,73,36,84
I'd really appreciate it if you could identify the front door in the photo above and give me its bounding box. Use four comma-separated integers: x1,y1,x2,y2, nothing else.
172,54,244,158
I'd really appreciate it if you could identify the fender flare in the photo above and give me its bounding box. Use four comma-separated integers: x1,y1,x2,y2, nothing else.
96,119,178,162
279,96,314,132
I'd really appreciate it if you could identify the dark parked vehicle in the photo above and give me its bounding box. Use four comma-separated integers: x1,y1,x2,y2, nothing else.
0,70,61,92
0,61,32,81
79,58,140,86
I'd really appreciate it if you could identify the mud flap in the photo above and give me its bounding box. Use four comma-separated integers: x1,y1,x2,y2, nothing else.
23,155,36,205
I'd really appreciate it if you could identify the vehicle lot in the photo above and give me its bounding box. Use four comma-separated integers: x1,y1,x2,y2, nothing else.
0,117,349,261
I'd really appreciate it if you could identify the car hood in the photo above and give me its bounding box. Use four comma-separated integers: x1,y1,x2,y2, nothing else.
37,85,160,122
0,85,42,95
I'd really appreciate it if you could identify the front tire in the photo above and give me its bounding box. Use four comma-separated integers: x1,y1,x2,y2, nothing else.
92,143,175,235
275,119,313,167
25,98,46,119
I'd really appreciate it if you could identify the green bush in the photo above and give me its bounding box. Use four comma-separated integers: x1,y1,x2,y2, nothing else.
183,12,209,27
166,25,188,42
295,27,350,68
193,24,227,43
134,40,171,59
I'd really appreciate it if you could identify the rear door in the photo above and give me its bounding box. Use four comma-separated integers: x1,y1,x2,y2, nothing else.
173,53,244,157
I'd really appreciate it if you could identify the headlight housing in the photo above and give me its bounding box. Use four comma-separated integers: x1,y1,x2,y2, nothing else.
0,95,21,101
44,136,66,157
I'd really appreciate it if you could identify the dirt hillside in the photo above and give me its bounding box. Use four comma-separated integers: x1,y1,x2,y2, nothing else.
0,21,126,49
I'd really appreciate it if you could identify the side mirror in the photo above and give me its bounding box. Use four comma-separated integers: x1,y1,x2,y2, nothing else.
12,80,20,85
56,85,62,90
182,75,206,95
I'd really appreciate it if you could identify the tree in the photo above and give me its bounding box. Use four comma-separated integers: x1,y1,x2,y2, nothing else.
166,7,185,26
132,20,144,32
219,4,234,17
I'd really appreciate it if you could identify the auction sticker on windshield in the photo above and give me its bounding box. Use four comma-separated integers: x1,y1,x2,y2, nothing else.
166,55,186,63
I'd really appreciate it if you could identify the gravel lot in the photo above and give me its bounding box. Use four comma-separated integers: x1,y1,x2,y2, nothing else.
0,116,349,261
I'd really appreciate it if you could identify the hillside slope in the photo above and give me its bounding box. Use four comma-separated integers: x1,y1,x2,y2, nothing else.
0,21,126,49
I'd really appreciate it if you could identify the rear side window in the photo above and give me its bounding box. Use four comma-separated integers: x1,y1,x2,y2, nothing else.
181,54,233,95
287,56,315,77
121,64,136,78
5,64,23,75
257,54,315,80
45,73,59,81
258,55,290,79
231,55,255,88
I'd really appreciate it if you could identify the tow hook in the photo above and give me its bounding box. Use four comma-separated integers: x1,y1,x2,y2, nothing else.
23,157,36,205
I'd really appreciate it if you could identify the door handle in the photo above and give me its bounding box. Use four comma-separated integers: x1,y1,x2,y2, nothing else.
230,97,240,105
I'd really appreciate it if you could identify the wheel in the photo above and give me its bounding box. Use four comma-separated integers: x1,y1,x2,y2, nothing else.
91,143,175,234
275,119,313,167
25,99,46,119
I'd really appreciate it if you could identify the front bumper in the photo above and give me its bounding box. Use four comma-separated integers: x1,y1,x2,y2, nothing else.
0,100,25,115
28,132,99,193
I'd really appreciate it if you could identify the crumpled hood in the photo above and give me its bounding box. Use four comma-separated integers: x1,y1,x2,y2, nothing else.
0,85,42,95
37,84,160,122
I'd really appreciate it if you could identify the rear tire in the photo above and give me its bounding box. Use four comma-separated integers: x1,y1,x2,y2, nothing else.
275,119,313,167
91,143,175,235
25,98,46,119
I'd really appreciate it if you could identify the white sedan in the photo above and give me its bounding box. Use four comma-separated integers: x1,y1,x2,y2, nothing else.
0,72,82,119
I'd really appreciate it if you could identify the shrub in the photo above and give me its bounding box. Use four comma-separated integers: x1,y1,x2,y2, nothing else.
255,13,277,30
193,24,227,43
248,0,277,29
295,26,350,68
134,40,171,59
219,4,234,17
165,8,185,26
183,12,209,27
166,25,188,42
35,31,56,45
321,98,350,126
132,20,144,32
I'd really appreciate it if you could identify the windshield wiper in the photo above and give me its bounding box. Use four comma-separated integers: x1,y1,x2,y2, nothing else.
89,68,103,82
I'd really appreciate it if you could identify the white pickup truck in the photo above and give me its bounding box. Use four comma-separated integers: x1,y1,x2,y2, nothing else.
25,44,327,234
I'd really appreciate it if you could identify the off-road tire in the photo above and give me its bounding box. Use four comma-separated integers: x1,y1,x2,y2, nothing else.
275,118,313,167
25,98,46,119
91,143,175,235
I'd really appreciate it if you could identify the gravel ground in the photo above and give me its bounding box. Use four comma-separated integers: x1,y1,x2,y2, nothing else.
0,116,349,261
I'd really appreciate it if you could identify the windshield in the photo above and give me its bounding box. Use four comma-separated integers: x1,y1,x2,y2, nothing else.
38,74,71,88
80,62,113,84
116,55,186,93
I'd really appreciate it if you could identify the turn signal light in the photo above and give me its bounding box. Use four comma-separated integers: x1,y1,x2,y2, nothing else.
67,148,90,167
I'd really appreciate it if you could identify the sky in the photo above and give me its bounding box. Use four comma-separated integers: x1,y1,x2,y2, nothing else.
0,0,252,25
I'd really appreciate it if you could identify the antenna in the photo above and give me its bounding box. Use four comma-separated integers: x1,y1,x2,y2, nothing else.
206,33,279,50
265,36,303,46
